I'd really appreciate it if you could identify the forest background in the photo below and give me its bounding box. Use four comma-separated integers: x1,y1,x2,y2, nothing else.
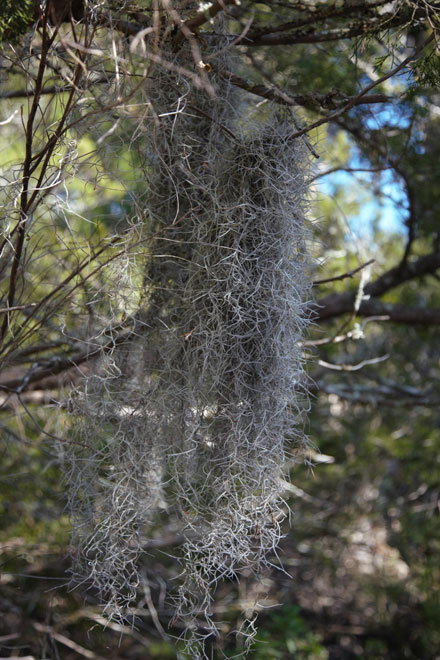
1,1,440,659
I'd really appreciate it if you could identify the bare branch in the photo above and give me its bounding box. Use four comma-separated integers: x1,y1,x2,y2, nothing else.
0,13,55,343
318,354,389,371
243,7,425,46
317,299,440,325
313,259,375,286
214,67,389,111
315,250,440,322
0,326,135,394
33,622,105,660
172,0,239,50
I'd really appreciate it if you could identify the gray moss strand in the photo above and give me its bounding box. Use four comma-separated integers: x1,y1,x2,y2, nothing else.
66,53,313,657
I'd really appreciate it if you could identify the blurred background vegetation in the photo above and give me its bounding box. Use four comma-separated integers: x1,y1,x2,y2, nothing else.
1,1,440,658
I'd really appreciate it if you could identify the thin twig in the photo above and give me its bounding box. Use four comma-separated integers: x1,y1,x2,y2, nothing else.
172,0,239,50
33,622,105,660
0,208,199,360
288,34,434,140
0,304,37,314
313,259,375,285
214,67,389,112
318,354,389,371
0,13,55,343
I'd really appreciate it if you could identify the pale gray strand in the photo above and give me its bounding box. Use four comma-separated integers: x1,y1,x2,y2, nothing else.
66,55,313,657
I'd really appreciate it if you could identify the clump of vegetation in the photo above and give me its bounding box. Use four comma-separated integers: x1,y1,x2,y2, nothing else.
247,606,328,660
67,37,313,653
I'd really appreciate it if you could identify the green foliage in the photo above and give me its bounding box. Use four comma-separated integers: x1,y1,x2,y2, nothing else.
0,0,33,42
410,51,440,89
248,606,328,660
0,423,68,548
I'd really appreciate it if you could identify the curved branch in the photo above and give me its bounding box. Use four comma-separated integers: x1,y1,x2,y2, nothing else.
288,34,434,140
367,250,440,297
314,250,440,322
214,68,388,110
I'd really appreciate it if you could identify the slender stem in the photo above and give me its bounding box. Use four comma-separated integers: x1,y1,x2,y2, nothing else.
313,259,375,286
0,10,56,343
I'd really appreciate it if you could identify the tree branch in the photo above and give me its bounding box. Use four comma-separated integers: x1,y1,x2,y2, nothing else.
214,68,388,110
172,0,239,50
243,7,426,46
313,259,375,285
0,14,54,344
335,115,421,269
314,251,440,322
246,0,391,41
366,250,440,297
0,327,134,394
288,34,434,140
316,298,440,325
